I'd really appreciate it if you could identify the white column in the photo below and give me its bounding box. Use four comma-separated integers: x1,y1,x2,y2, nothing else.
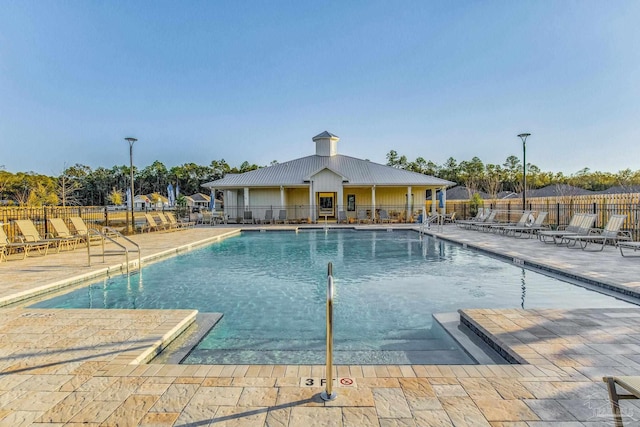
308,182,314,223
431,189,437,214
280,186,285,209
371,185,376,223
406,186,412,222
244,187,249,211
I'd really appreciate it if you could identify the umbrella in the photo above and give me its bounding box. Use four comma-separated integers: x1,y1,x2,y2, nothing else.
209,190,215,211
175,183,180,199
167,184,175,207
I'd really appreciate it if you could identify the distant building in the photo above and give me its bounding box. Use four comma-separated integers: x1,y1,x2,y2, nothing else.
203,132,454,222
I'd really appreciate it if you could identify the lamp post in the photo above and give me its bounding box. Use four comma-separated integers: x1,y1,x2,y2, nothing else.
517,133,530,211
125,137,138,233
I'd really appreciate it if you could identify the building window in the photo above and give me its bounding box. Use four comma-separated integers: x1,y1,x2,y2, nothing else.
347,194,356,211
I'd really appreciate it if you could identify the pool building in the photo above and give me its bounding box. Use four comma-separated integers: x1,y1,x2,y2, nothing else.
203,131,454,223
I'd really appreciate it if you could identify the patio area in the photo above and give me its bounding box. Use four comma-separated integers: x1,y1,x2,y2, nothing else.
1,224,640,426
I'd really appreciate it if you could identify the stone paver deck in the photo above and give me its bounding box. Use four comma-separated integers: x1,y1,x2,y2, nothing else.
1,223,639,425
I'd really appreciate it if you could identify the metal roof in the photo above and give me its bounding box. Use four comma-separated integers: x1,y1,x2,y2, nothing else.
203,154,454,189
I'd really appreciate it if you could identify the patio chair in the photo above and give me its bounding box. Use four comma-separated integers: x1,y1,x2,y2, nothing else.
69,216,109,244
156,212,181,231
271,209,285,224
618,241,640,257
166,212,195,228
0,226,48,259
603,376,640,426
502,212,549,238
537,213,588,244
15,219,79,253
49,218,86,247
242,211,254,224
469,211,500,231
142,213,165,232
378,209,391,224
357,210,370,224
337,210,347,224
456,209,491,229
562,214,629,251
262,209,274,224
486,211,531,234
458,208,488,228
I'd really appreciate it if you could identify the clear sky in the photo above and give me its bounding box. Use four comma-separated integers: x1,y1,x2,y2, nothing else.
1,1,639,176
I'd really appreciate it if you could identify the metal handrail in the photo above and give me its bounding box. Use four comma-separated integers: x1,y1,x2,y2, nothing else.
321,262,337,401
86,227,141,275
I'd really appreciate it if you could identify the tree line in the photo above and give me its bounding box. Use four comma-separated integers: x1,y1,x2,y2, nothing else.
0,160,260,207
1,152,640,207
385,150,640,198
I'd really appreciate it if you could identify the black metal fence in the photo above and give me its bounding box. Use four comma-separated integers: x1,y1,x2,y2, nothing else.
448,200,640,241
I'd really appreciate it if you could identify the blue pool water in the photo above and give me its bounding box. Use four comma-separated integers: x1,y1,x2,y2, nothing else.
32,230,635,364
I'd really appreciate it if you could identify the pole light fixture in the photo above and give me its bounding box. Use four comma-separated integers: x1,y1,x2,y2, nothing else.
517,133,530,211
125,137,138,233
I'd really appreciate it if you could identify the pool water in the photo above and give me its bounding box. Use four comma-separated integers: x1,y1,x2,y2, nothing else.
31,230,636,364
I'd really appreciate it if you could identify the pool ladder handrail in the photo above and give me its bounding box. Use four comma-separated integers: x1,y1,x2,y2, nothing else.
86,227,141,275
321,262,337,401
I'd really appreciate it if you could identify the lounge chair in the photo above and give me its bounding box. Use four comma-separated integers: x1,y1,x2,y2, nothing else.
337,210,347,224
537,213,588,244
378,209,391,224
242,211,254,224
68,216,109,244
486,211,531,234
501,212,549,238
456,209,486,228
142,213,165,232
603,376,640,426
562,214,629,251
469,211,499,231
357,210,370,224
156,212,181,231
274,209,288,224
0,226,48,259
49,218,86,241
15,219,79,253
262,209,274,224
618,241,640,257
166,212,195,228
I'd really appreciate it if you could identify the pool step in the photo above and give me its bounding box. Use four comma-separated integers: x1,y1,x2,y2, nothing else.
183,348,475,365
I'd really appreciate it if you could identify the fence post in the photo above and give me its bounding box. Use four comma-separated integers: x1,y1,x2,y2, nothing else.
556,203,560,229
43,206,49,236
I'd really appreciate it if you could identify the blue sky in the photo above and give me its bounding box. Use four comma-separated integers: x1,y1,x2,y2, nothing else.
1,1,639,175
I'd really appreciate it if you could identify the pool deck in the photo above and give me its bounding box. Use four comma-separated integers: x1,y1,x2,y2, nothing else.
1,224,640,425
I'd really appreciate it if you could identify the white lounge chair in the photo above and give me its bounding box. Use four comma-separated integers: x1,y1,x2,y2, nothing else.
562,214,629,251
618,241,640,257
502,212,549,238
603,376,640,426
538,213,589,244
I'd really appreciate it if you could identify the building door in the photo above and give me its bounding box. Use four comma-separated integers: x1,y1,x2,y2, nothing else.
317,192,335,218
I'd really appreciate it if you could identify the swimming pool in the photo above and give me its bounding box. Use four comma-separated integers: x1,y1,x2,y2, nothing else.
31,230,636,364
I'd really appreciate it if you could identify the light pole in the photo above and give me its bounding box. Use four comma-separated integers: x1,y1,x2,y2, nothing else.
125,137,138,233
517,133,530,211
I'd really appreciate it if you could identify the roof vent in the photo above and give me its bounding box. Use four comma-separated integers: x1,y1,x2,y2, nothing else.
312,131,339,157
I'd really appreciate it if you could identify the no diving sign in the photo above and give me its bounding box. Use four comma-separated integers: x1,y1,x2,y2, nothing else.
300,377,357,388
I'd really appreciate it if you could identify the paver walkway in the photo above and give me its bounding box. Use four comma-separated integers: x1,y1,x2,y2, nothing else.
0,223,639,425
